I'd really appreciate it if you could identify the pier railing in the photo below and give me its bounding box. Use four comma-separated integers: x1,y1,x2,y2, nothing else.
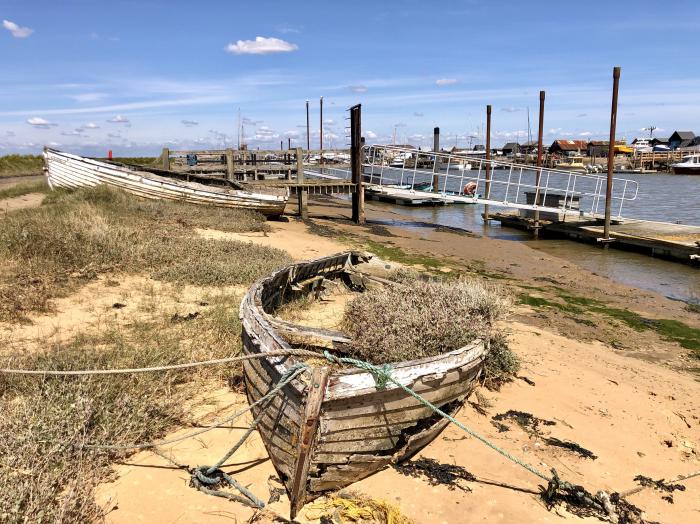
360,145,639,218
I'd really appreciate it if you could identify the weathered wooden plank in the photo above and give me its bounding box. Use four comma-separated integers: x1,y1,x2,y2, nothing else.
290,367,329,518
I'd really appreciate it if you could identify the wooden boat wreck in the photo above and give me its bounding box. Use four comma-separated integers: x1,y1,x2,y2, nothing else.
240,251,486,517
43,148,288,216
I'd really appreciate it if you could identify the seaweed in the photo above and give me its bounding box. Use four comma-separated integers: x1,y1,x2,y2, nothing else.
633,475,686,494
544,437,598,460
491,410,556,435
394,458,475,492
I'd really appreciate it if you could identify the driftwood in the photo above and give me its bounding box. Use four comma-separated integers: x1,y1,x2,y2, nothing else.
239,252,486,518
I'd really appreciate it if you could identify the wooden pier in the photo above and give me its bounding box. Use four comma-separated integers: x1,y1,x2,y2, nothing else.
491,211,700,263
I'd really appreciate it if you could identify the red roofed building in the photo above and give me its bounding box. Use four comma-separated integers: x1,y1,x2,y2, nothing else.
548,139,588,156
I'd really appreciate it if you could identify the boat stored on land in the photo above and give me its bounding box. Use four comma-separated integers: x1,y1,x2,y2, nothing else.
240,252,486,517
671,154,700,175
43,148,288,216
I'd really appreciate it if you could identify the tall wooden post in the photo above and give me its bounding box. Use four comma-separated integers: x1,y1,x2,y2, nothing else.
432,127,440,193
534,91,545,239
305,100,310,151
294,147,303,181
161,147,170,170
483,105,492,221
297,147,308,219
319,96,324,166
603,67,621,247
225,148,234,181
350,104,365,224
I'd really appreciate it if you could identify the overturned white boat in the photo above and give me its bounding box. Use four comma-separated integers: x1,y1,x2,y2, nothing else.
43,148,288,216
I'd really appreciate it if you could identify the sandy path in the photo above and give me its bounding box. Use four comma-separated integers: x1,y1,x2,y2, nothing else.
95,319,699,523
0,192,45,213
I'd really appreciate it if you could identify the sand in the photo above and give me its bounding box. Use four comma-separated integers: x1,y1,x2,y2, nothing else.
5,191,697,522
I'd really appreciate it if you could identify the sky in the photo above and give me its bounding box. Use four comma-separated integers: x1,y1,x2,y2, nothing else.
1,0,699,156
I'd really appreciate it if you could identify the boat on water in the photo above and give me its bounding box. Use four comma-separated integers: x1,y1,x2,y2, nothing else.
555,155,586,173
240,252,486,517
671,153,700,175
43,148,288,216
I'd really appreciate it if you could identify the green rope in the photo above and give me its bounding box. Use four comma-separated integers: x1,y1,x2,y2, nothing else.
323,351,551,483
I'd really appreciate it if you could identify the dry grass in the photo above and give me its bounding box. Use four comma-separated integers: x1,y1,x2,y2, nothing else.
342,276,512,364
0,290,243,522
0,154,43,178
0,179,49,200
0,185,290,321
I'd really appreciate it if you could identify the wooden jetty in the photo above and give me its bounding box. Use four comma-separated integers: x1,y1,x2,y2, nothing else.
491,211,700,263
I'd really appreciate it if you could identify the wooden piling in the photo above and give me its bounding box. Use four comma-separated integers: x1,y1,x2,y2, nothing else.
319,96,324,167
534,91,545,239
161,147,170,171
294,147,302,181
432,127,440,193
225,148,234,181
484,105,492,221
350,104,365,224
297,149,308,219
603,67,621,247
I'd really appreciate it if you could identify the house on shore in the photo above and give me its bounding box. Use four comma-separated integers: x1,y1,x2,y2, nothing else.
668,131,696,150
501,142,520,156
548,139,588,156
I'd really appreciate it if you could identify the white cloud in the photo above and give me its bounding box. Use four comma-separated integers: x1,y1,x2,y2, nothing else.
107,115,130,124
435,78,458,86
349,85,368,93
501,107,522,113
413,112,424,117
2,19,33,38
61,130,84,136
107,133,122,139
181,119,199,127
579,131,593,136
72,93,107,103
83,122,100,129
27,117,57,129
323,118,335,125
225,36,298,55
577,113,588,118
366,130,378,139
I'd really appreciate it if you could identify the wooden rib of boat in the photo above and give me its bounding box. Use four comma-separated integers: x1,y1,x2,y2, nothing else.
43,148,288,216
239,252,486,517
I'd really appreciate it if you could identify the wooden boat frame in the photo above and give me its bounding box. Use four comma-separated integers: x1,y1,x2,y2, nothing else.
43,148,288,216
240,252,486,517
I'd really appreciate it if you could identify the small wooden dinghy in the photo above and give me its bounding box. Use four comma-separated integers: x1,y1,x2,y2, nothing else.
43,148,288,216
240,252,486,517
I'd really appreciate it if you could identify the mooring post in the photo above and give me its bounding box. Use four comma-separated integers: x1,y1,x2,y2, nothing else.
294,147,302,182
319,96,324,167
297,148,308,219
602,66,621,248
225,148,234,181
484,105,492,221
350,104,365,224
534,91,545,239
305,100,310,151
161,147,170,171
432,127,440,193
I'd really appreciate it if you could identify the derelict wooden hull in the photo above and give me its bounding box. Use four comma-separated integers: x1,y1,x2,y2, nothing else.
239,252,486,517
43,149,288,216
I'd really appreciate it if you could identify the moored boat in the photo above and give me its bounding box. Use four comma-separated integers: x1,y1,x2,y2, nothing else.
671,153,700,175
239,252,486,517
43,148,288,216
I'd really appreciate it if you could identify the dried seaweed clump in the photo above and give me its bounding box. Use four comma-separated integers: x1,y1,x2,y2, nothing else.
341,277,511,364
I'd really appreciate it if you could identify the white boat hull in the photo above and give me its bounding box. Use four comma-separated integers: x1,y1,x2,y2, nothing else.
43,149,288,216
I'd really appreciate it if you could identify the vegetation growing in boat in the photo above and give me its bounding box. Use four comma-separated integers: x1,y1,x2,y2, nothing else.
0,185,291,321
341,274,512,364
0,154,43,177
0,289,243,521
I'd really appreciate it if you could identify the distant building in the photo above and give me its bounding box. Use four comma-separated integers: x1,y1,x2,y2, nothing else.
668,131,696,150
501,142,520,156
587,141,609,157
519,140,539,154
650,137,669,147
548,139,588,156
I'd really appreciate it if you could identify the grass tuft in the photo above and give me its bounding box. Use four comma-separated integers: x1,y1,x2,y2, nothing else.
0,179,49,200
0,154,43,178
0,185,290,321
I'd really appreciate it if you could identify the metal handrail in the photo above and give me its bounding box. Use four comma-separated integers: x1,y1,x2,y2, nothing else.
360,145,639,218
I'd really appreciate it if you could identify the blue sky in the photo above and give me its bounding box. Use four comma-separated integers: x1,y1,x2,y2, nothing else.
1,0,698,155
